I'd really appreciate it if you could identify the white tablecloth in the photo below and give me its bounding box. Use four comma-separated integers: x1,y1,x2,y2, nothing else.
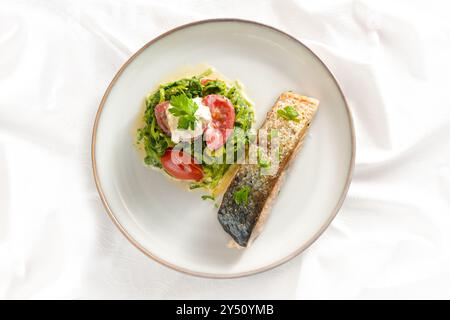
1,0,450,299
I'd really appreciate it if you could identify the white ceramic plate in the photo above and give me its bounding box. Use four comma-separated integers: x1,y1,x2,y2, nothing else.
92,19,355,278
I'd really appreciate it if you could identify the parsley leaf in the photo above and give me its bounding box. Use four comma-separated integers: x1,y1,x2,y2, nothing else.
277,105,300,122
233,186,251,205
169,94,198,130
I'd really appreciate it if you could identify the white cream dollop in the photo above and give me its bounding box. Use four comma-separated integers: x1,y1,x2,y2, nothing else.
166,97,212,143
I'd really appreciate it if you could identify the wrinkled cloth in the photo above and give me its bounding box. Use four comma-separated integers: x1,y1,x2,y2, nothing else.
1,0,450,299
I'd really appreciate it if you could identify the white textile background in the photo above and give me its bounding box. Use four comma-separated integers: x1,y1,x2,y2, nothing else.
1,0,450,299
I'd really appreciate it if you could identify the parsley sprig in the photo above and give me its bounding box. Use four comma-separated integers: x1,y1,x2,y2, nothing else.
277,105,300,122
169,94,198,130
233,186,251,205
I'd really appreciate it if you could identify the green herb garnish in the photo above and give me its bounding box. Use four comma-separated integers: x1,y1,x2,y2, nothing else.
277,106,300,122
233,186,251,205
168,94,198,130
227,85,254,132
201,194,215,201
257,148,271,169
202,79,227,95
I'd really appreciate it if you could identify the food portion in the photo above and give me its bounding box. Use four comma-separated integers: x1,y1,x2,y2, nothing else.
217,92,319,247
137,69,319,248
137,69,255,191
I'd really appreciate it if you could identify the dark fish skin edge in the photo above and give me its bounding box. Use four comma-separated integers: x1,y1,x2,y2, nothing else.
217,165,276,247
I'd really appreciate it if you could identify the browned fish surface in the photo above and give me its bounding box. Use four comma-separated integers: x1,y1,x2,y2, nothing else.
217,92,319,247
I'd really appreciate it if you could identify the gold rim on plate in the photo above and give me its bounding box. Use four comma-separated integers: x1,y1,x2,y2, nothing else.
91,18,356,279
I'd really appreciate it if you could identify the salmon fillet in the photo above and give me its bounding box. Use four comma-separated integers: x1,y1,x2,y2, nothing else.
217,92,319,247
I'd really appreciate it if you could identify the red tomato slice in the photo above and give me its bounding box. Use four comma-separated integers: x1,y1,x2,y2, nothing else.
161,149,204,181
202,94,235,150
154,101,171,135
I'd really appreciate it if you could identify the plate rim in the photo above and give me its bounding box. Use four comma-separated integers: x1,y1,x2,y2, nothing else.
91,18,356,279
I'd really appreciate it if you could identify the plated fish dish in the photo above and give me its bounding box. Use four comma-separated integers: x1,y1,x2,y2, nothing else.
137,68,319,248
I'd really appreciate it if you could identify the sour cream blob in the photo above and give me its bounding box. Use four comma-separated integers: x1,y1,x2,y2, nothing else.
166,97,212,143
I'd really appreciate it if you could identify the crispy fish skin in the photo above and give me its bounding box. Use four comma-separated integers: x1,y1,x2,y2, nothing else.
217,92,319,247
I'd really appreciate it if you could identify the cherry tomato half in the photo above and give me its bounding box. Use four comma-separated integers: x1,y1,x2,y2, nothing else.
161,149,204,181
202,94,235,150
154,101,171,135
